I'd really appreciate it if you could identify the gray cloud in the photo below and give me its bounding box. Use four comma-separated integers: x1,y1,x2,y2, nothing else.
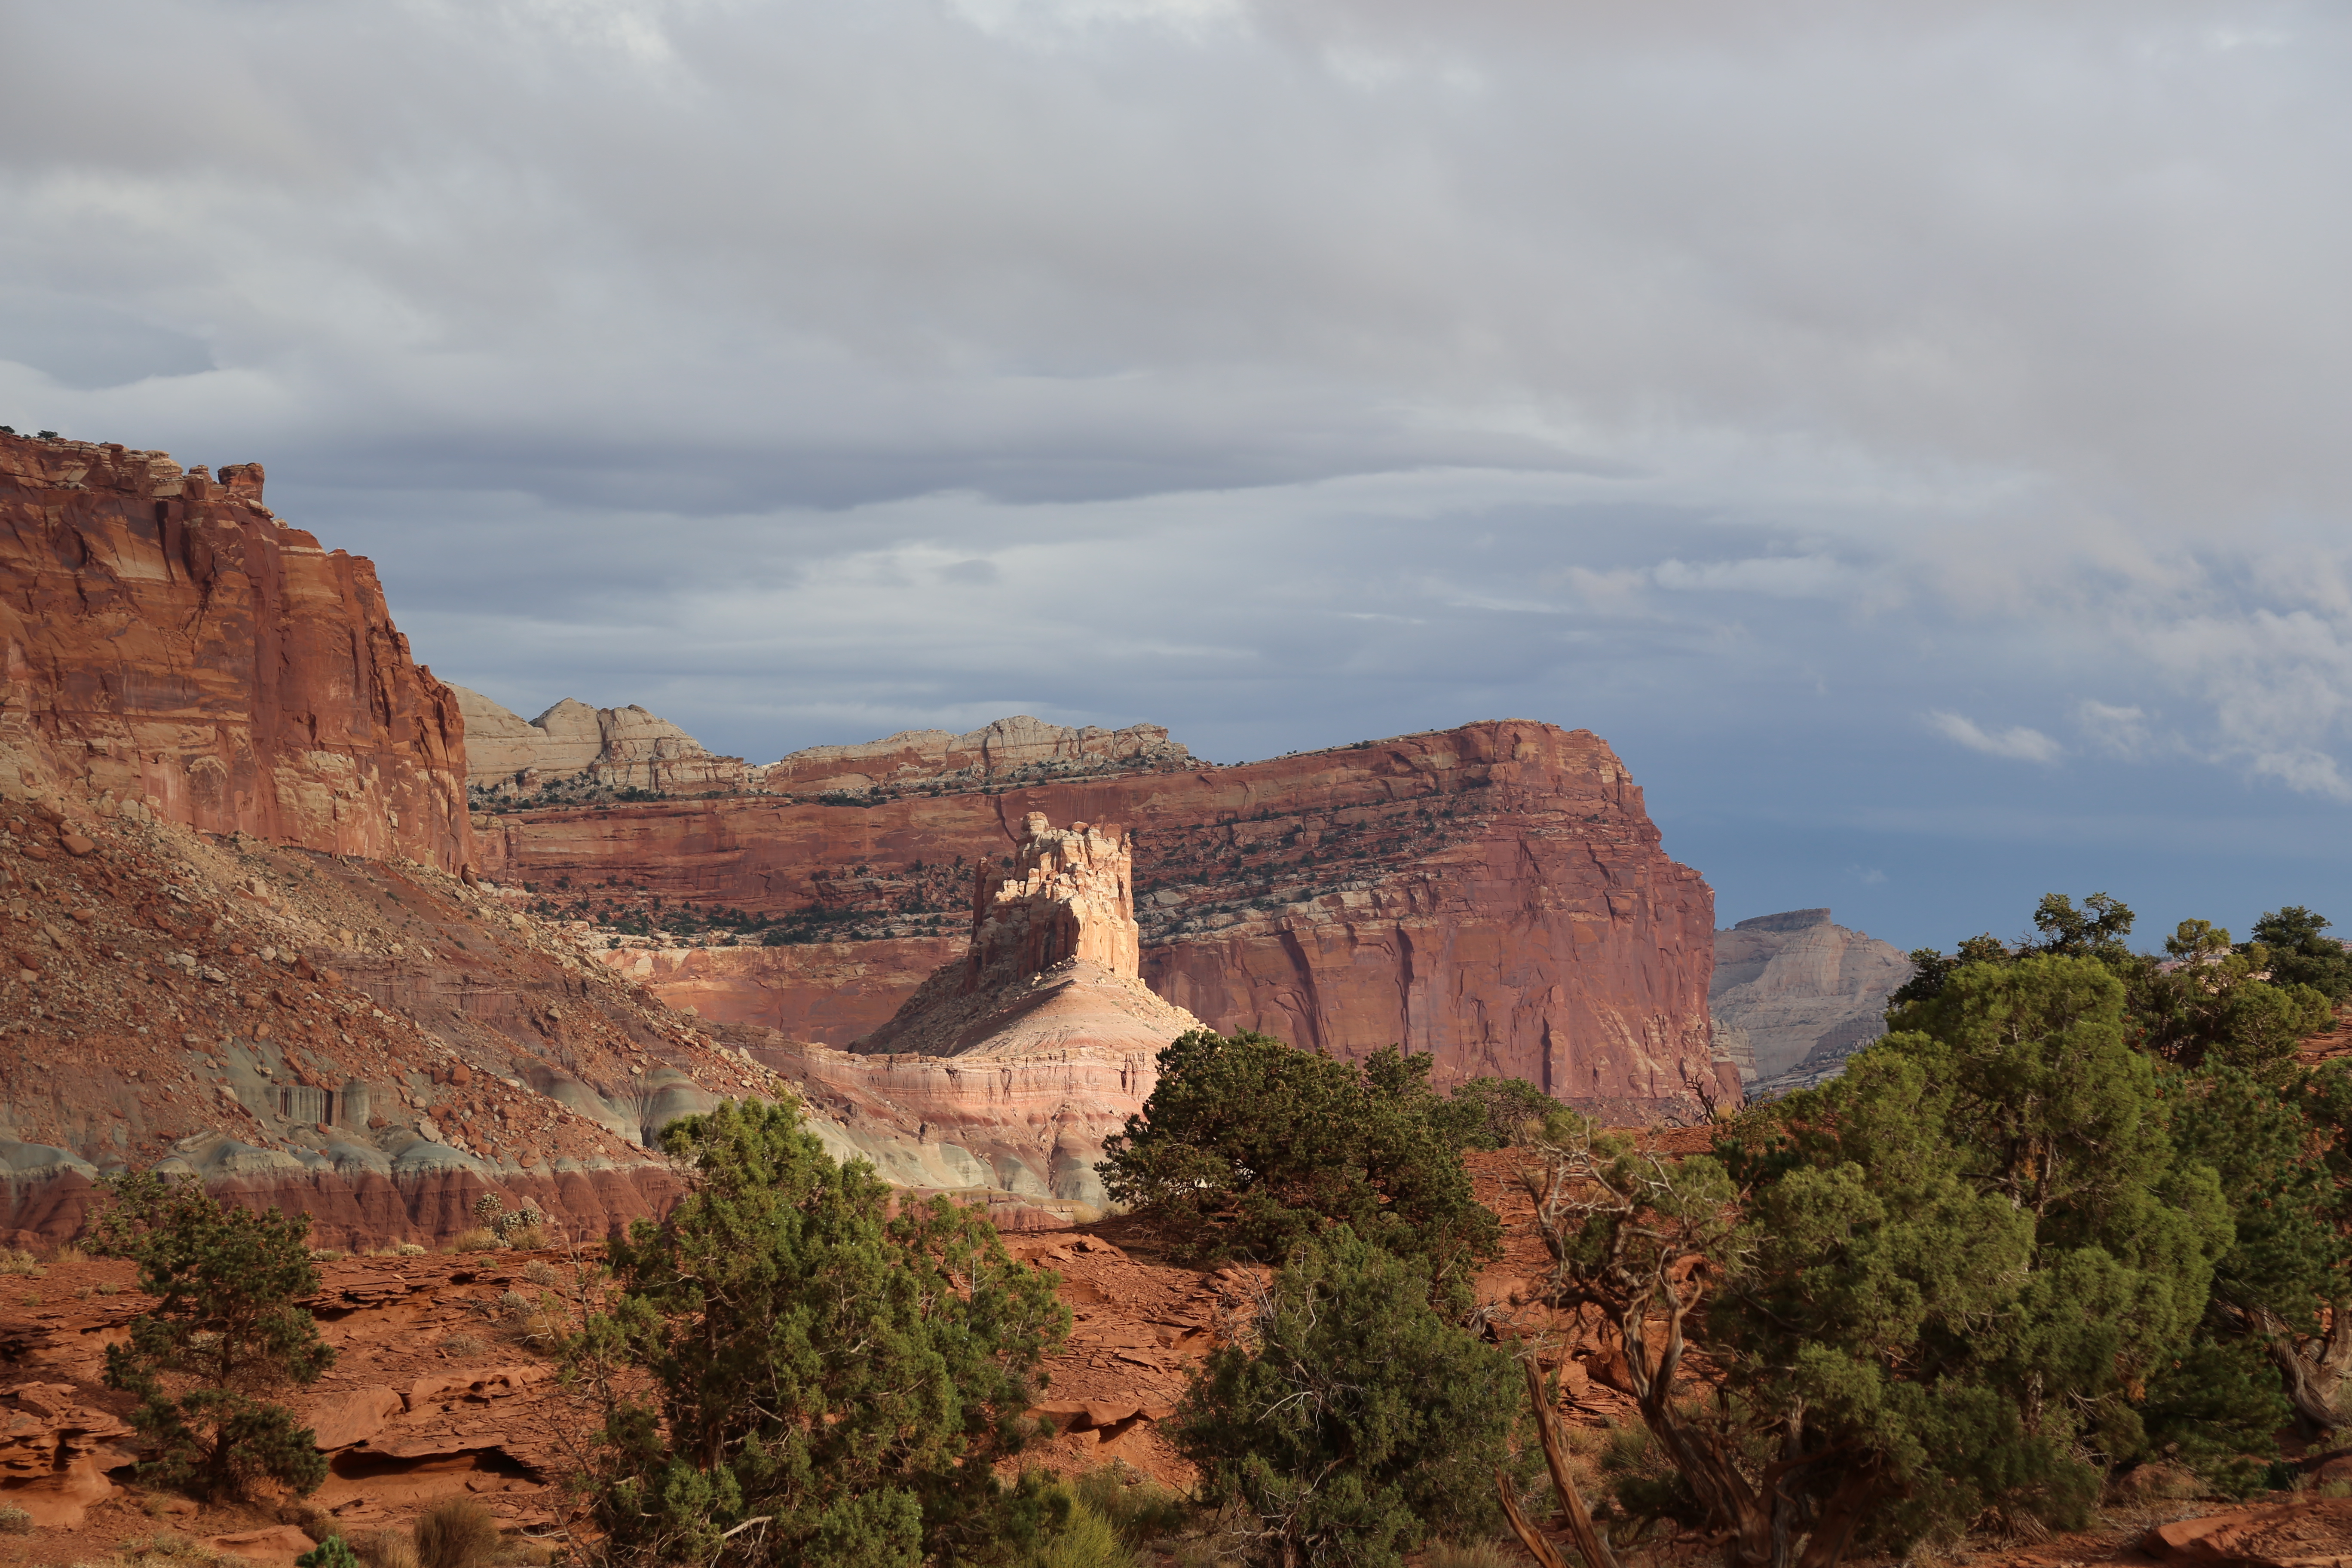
3,0,2349,943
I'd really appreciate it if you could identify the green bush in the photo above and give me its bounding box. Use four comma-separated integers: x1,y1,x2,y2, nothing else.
92,1172,335,1500
568,1097,1071,1568
1442,1077,1556,1149
297,1537,361,1568
1173,1229,1523,1568
1099,1032,1500,1290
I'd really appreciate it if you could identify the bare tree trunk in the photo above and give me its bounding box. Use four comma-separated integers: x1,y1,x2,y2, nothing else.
2254,1302,2352,1428
1520,1358,1622,1568
1496,1470,1571,1568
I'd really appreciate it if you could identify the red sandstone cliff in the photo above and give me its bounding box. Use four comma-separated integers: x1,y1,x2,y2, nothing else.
0,433,472,871
481,721,1721,1115
0,432,769,1247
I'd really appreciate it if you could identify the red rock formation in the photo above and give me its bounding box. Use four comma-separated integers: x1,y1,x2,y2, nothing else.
0,433,472,871
961,814,1141,990
0,769,765,1249
482,721,1720,1115
735,810,1201,1211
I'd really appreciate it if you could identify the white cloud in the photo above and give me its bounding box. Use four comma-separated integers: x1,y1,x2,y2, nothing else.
2076,699,2152,757
1929,712,2064,765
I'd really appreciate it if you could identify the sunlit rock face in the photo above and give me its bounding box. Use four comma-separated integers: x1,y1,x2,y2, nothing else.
451,687,754,798
0,432,472,872
760,811,1201,1215
492,720,1724,1121
1711,908,1913,1096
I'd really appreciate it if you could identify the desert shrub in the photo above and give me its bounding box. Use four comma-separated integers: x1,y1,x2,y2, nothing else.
438,1332,488,1358
1069,1467,1189,1547
501,1225,549,1250
567,1096,1071,1568
413,1500,500,1568
353,1531,420,1568
1442,1077,1556,1149
0,1505,30,1534
1024,1492,1138,1568
309,1249,347,1262
1421,1545,1513,1568
447,1228,498,1253
1173,1228,1522,1568
1099,1032,1500,1289
0,1248,43,1276
523,1260,561,1288
396,1243,428,1258
296,1540,360,1568
91,1171,334,1500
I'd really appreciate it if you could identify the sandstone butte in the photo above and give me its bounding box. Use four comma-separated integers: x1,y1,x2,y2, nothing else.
479,721,1729,1118
0,434,472,871
741,811,1205,1219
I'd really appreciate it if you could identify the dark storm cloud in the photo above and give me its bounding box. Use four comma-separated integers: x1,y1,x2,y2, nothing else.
3,0,2350,943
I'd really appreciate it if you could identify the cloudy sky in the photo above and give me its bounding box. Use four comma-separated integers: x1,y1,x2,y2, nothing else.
5,0,2349,950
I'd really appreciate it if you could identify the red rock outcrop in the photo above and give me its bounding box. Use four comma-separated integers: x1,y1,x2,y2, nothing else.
481,720,1720,1116
0,791,771,1247
0,432,472,872
741,811,1202,1212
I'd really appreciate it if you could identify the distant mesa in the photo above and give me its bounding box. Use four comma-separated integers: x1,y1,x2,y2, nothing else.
453,688,1191,804
1710,907,1912,1098
763,716,1192,795
451,687,754,799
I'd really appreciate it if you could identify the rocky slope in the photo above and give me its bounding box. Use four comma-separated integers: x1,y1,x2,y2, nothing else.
1709,907,1911,1095
0,784,787,1247
476,720,1723,1117
0,433,472,872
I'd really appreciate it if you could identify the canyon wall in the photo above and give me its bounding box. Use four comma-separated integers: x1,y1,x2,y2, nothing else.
0,434,472,871
480,720,1722,1116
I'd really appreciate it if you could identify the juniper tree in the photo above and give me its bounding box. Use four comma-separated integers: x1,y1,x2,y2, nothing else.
1173,1229,1523,1568
92,1172,335,1499
1098,1031,1500,1292
1526,956,2238,1567
565,1098,1071,1568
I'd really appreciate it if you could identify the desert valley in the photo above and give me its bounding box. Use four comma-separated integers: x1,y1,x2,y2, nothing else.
6,426,2351,1568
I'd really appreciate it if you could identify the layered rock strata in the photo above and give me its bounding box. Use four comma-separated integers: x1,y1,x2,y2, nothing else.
1709,907,1911,1095
453,687,754,798
747,812,1203,1214
760,715,1193,794
0,790,784,1246
0,433,472,872
481,720,1722,1117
